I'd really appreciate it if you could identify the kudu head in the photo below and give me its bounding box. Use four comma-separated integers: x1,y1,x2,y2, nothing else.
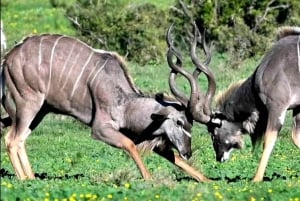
151,106,192,159
166,22,217,128
207,80,253,162
208,109,259,162
208,115,244,162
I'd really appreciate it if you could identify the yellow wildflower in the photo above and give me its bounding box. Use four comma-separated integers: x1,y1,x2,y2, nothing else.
86,193,92,198
125,183,131,189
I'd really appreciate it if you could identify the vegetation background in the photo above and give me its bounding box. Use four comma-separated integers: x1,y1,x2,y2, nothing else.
1,0,299,200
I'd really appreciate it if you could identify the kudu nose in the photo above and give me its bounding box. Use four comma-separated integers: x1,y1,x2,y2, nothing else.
180,151,192,160
216,155,223,163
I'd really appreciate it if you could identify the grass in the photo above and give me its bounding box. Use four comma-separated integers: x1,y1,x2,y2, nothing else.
1,0,300,201
1,115,300,200
1,0,76,48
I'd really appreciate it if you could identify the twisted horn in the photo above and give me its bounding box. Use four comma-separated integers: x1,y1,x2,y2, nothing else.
190,22,216,118
166,23,216,124
167,24,198,107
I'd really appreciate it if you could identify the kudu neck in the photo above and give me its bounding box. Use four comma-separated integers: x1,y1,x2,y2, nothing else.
220,77,258,121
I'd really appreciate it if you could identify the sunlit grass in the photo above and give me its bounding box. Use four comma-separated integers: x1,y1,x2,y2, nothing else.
1,0,76,49
1,0,300,200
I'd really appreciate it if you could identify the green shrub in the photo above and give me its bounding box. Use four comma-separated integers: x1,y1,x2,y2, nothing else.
53,0,299,66
65,0,168,64
50,0,76,8
169,0,300,67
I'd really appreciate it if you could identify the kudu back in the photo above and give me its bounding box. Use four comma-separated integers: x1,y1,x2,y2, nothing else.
1,24,216,181
209,26,300,182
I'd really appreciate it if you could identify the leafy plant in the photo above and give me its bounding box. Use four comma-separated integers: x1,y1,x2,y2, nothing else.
65,0,169,64
169,0,300,68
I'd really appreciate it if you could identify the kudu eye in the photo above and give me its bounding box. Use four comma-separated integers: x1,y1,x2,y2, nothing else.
176,120,183,127
232,142,240,149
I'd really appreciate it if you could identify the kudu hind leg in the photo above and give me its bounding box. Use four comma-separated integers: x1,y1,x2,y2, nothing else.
292,109,300,148
5,123,35,179
5,101,44,180
5,126,27,179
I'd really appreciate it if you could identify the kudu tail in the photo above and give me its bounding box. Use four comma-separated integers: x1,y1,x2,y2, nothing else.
0,62,12,129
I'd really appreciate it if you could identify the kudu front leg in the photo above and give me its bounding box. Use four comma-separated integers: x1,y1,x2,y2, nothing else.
253,113,281,182
154,148,210,182
292,110,300,148
92,124,152,180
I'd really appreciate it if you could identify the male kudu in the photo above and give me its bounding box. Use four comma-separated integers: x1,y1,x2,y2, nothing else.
0,24,216,181
208,26,300,182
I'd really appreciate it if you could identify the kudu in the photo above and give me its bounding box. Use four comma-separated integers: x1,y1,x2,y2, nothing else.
208,26,300,182
1,20,7,53
0,23,216,181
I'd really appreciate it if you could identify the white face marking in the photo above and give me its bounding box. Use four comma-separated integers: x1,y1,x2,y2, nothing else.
212,118,221,125
182,128,191,138
221,148,233,162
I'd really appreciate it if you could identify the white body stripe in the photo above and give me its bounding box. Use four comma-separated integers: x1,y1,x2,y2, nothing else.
38,37,44,68
90,60,108,86
59,41,77,84
86,59,102,83
70,52,94,98
82,59,103,98
297,36,300,72
61,47,83,89
46,36,64,94
93,48,112,55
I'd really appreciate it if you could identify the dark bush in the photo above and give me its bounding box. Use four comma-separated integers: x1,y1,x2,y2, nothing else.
169,0,300,67
65,0,168,64
53,0,299,66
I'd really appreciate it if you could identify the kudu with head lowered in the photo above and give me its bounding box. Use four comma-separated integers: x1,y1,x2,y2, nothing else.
208,26,300,182
0,24,216,181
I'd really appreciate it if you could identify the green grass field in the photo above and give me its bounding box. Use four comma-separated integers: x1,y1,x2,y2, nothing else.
1,1,300,201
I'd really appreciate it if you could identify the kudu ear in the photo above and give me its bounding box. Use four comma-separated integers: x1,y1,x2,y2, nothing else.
151,107,172,121
206,111,225,134
242,111,259,134
213,111,227,119
211,111,226,126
